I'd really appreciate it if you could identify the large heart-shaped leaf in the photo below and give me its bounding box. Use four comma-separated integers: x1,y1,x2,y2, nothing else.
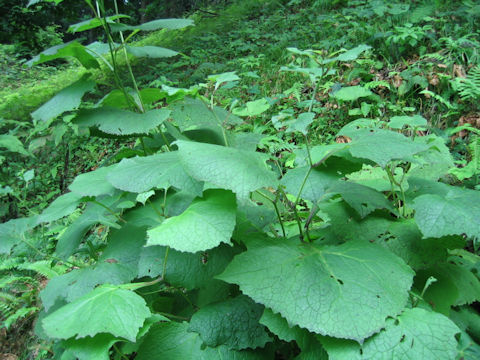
146,189,236,252
42,285,151,341
136,322,265,360
218,237,413,342
177,141,278,198
74,108,170,135
188,295,271,350
27,41,100,69
413,186,480,239
321,308,460,360
31,77,95,123
106,151,202,195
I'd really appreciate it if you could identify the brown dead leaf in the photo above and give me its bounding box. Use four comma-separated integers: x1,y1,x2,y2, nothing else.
393,75,403,88
335,136,352,143
428,74,440,86
453,64,467,78
0,354,19,360
451,113,480,144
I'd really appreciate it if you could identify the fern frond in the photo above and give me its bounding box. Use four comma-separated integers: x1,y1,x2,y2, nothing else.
2,306,38,329
18,260,67,279
0,275,36,289
0,257,23,271
456,66,480,101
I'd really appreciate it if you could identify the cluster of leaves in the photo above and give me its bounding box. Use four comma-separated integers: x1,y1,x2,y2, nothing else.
1,0,480,359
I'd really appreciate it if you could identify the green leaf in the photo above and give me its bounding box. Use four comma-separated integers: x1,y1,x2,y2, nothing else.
27,41,100,69
319,202,392,243
346,165,408,192
328,181,394,218
321,308,460,360
0,135,29,156
218,237,414,341
61,334,118,360
408,135,454,180
413,186,480,239
332,86,372,101
189,295,271,350
40,262,136,311
147,189,236,252
0,217,36,254
106,151,202,195
259,308,307,343
177,141,278,198
375,220,462,270
42,285,150,342
69,166,116,197
56,199,119,259
388,115,427,129
327,44,372,62
281,166,335,202
112,18,194,32
138,243,235,289
136,321,265,360
31,78,95,123
68,15,130,33
233,98,270,117
345,129,430,168
74,108,170,136
418,263,480,311
208,71,240,90
285,112,315,135
126,45,179,58
170,97,242,134
37,192,83,223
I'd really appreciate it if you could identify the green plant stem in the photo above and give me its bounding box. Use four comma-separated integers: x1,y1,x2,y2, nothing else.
386,164,406,217
89,199,126,223
254,190,286,237
162,247,170,280
113,344,129,360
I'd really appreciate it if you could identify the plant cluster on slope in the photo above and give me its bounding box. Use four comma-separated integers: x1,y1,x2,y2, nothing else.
1,0,480,359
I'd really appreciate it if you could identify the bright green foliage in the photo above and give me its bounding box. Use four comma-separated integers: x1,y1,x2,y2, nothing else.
125,45,179,58
69,166,116,197
40,262,136,311
218,237,414,341
177,141,278,198
321,308,460,360
233,98,271,117
37,192,82,223
138,243,235,289
332,86,372,101
5,0,480,357
388,115,427,129
31,77,95,123
42,285,151,342
61,334,118,360
74,108,170,135
136,322,265,360
413,187,480,239
188,295,271,350
0,217,35,254
345,129,430,168
329,181,394,217
259,308,307,342
281,166,334,202
106,152,202,194
0,135,30,156
112,18,194,32
68,15,130,33
26,41,99,68
147,189,236,252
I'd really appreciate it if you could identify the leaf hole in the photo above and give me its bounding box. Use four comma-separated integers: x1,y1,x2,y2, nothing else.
337,278,344,285
394,319,400,325
400,334,406,342
376,294,380,298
